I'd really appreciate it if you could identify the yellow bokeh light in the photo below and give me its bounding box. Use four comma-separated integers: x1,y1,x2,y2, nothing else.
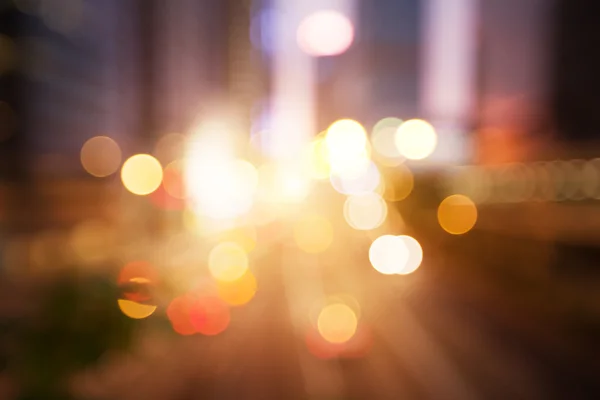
397,235,423,275
382,164,414,202
80,136,122,177
372,117,404,165
293,213,334,254
208,242,249,282
121,154,163,195
437,194,478,235
218,271,257,307
297,10,354,57
317,303,358,344
395,119,438,160
343,193,387,231
118,299,157,320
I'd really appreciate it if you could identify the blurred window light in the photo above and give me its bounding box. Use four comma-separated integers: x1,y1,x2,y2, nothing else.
208,242,249,283
395,119,438,160
437,194,477,235
343,193,387,231
297,10,354,57
80,136,122,177
317,303,358,344
293,213,334,254
371,117,405,165
121,154,163,196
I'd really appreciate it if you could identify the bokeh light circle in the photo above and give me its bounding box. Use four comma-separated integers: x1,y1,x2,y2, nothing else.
372,117,404,164
317,303,358,344
437,194,478,235
80,136,122,177
368,235,408,275
343,193,387,231
121,154,163,195
297,10,354,57
118,300,156,320
208,242,249,282
217,271,257,307
397,235,423,275
395,119,438,160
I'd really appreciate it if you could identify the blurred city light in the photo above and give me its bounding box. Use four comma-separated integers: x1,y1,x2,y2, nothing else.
343,193,388,231
317,303,358,344
80,136,122,178
297,10,354,57
121,154,163,196
208,242,249,283
371,117,405,165
395,119,438,160
293,213,334,254
438,194,478,235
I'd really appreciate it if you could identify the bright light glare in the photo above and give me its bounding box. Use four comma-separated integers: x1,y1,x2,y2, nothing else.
325,119,370,177
121,154,163,195
80,136,122,177
395,119,438,160
344,193,387,231
372,117,404,165
208,242,249,282
257,162,311,204
297,10,354,57
368,235,408,275
293,213,334,254
186,156,258,219
118,299,156,320
437,194,478,235
317,303,358,344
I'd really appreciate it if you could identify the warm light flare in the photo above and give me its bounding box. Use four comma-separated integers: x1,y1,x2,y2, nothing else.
121,154,163,195
395,119,438,160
